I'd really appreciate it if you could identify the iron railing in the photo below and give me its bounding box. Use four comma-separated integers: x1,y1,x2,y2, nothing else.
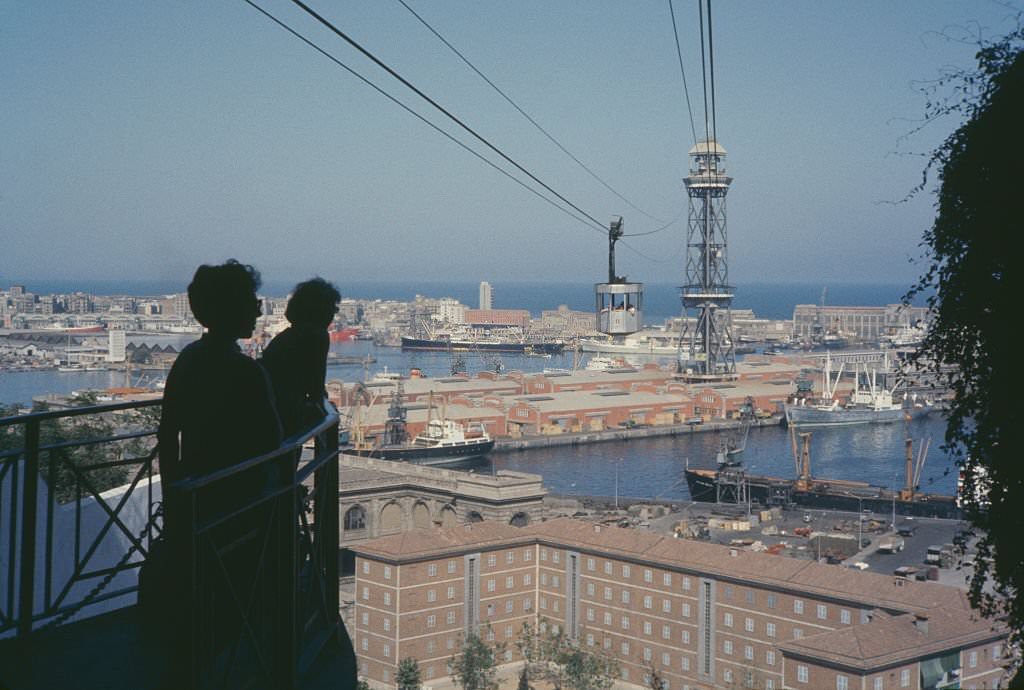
0,400,341,689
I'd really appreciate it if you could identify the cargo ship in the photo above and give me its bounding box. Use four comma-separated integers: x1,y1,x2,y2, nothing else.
683,433,960,519
785,357,910,427
329,326,361,343
400,334,564,354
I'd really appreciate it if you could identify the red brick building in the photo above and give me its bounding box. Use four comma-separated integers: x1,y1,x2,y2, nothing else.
352,519,1009,689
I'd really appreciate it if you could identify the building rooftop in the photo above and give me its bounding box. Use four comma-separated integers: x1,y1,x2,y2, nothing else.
779,607,1006,671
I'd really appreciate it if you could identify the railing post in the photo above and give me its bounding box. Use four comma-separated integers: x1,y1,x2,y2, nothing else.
322,420,339,619
17,419,40,638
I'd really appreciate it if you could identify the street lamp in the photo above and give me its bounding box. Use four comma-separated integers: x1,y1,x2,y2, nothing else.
844,492,865,557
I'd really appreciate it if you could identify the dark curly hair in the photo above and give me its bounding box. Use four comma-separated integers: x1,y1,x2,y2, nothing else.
187,259,261,331
285,277,341,329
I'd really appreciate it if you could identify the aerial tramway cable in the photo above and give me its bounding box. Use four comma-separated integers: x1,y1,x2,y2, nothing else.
395,0,666,224
243,0,606,235
285,0,610,234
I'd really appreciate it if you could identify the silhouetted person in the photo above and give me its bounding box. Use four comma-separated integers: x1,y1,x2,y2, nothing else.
155,260,282,685
261,277,340,438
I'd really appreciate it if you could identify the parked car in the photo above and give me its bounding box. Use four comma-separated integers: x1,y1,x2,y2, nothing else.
897,521,918,537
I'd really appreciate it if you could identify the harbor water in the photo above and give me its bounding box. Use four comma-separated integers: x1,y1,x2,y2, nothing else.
1,337,957,505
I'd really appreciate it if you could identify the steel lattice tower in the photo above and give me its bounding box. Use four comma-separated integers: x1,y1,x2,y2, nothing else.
678,139,736,380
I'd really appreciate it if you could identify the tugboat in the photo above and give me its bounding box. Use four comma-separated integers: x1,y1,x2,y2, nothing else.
348,385,494,466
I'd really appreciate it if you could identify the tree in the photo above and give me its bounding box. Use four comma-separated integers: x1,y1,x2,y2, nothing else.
907,16,1024,670
646,665,666,690
396,656,422,690
451,630,503,690
516,665,530,690
355,680,371,690
515,620,618,690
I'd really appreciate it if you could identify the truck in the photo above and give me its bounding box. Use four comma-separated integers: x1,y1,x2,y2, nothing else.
925,545,944,565
877,536,905,554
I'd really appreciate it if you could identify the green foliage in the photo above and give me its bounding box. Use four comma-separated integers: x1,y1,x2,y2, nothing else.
355,680,370,690
396,656,422,690
646,665,666,690
908,16,1024,663
516,665,530,690
516,620,618,690
451,630,503,690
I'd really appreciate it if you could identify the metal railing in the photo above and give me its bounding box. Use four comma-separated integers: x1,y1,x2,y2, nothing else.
0,400,342,689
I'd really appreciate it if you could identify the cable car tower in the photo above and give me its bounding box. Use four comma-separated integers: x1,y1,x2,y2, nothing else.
677,139,737,380
595,216,643,336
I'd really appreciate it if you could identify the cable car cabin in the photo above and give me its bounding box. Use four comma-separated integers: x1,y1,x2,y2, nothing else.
595,281,643,335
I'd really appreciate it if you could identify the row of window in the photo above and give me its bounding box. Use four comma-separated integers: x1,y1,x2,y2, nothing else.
796,666,910,689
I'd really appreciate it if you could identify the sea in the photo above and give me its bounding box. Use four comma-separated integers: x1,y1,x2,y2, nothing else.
1,280,954,503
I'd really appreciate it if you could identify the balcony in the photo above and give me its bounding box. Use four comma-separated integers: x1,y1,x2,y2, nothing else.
0,400,351,689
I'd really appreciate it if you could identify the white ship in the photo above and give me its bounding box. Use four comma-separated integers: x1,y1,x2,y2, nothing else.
785,357,906,427
578,329,690,358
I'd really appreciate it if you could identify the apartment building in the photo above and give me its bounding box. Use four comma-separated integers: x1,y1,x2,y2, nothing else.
352,518,1008,690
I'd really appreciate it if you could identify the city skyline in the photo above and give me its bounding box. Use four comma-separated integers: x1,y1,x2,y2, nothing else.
2,2,1019,287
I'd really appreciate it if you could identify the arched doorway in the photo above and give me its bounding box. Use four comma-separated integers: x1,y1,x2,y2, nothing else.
380,502,403,533
440,505,457,528
343,505,366,531
412,501,432,529
467,511,484,523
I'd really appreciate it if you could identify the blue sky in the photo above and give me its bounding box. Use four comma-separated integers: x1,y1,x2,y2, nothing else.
1,1,1018,290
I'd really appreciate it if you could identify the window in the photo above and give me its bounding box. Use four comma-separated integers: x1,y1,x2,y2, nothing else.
766,623,776,638
427,615,436,628
361,638,368,651
622,590,630,604
817,604,827,620
604,561,613,575
797,665,809,683
900,669,910,687
447,637,455,650
644,569,653,583
447,585,455,600
662,652,671,666
723,585,733,600
994,643,1003,659
551,550,560,563
744,644,753,660
681,656,690,671
346,506,367,531
643,647,652,662
540,597,547,610
553,600,560,613
540,572,548,586
524,573,533,586
362,562,370,575
428,564,437,577
361,586,368,600
552,575,560,589
383,566,391,580
643,621,652,635
383,644,390,658
723,640,733,655
487,628,495,641
724,669,733,683
541,548,548,561
506,600,514,613
840,609,851,625
644,595,653,609
873,677,883,690
487,603,495,616
766,680,775,690
383,592,391,606
682,603,691,618
969,651,978,668
662,624,671,640
663,572,672,586
603,611,612,625
506,576,514,589
663,599,672,613
794,599,804,614
621,641,629,655
507,551,514,564
587,608,595,622
622,565,631,578
794,628,803,639
361,612,369,625
586,634,594,647
426,666,434,679
766,650,776,666
487,555,496,567
746,589,755,605
836,675,849,690
724,612,733,627
766,593,776,609
383,618,390,632
682,576,691,591
745,617,754,633
448,560,457,573
603,637,612,650
621,616,630,630
524,549,532,562
487,579,496,592
587,557,595,571
681,630,690,644
524,598,532,611
446,611,455,624
604,586,612,601
427,640,435,653
426,589,437,603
